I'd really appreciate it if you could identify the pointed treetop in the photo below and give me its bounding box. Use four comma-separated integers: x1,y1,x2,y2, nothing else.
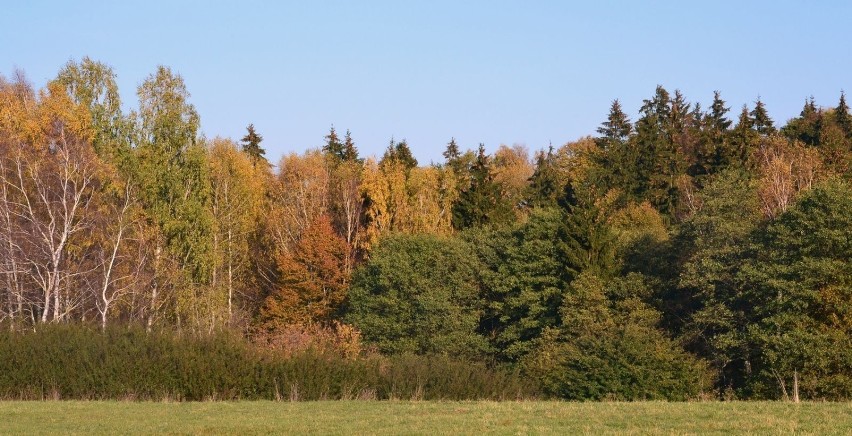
443,137,460,162
526,144,560,208
801,96,817,117
708,90,732,132
323,125,345,159
381,137,417,170
735,105,753,129
240,123,268,167
750,97,776,135
597,99,632,142
341,129,360,162
836,91,852,136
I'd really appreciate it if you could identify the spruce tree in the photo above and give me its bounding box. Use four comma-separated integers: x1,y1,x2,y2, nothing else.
596,100,632,144
526,145,560,208
395,139,418,170
452,144,511,229
633,85,682,215
727,105,758,167
836,91,852,137
708,91,732,133
444,137,461,162
322,125,345,160
341,129,360,162
750,98,776,135
694,91,731,178
595,100,635,197
782,97,821,146
240,123,268,167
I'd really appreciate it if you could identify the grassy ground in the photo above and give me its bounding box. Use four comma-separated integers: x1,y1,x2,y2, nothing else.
0,401,851,435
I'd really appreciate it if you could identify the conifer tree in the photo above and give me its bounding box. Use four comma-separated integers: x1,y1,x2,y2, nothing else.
693,91,732,178
444,137,460,163
381,138,417,170
595,100,635,196
750,98,776,135
836,91,852,137
452,144,512,229
596,100,632,145
633,86,683,215
727,105,759,167
708,91,733,133
526,145,560,208
341,129,360,162
322,125,345,160
782,97,820,146
240,123,268,167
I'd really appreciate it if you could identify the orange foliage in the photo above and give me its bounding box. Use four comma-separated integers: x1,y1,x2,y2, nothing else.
259,215,349,327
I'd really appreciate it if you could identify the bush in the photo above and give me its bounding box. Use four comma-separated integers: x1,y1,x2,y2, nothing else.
521,273,712,401
347,234,489,358
0,324,534,400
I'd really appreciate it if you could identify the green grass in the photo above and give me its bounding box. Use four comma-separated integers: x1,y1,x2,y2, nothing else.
0,401,851,435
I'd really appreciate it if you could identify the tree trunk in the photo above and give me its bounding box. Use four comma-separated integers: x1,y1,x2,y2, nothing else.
792,370,800,403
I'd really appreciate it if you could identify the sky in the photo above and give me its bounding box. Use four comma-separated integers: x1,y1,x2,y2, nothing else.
2,1,850,164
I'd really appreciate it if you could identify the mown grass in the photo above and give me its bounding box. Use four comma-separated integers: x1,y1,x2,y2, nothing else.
0,401,851,435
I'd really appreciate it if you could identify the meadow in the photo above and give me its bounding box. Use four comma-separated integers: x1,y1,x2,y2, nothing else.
1,401,851,435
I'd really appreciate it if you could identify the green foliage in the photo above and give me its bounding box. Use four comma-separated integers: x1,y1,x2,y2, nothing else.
739,179,852,399
240,123,268,167
53,57,135,172
525,146,561,208
341,129,360,162
750,98,776,136
380,138,417,170
523,272,711,400
136,66,214,286
675,170,762,391
631,86,688,215
726,105,759,169
0,325,533,400
347,234,488,358
470,208,571,362
322,125,344,160
452,144,514,229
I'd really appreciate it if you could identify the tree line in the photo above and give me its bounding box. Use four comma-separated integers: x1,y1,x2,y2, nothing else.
1,58,851,400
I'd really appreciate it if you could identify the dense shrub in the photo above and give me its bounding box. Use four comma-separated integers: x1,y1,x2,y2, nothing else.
347,234,489,358
0,324,534,400
522,273,712,401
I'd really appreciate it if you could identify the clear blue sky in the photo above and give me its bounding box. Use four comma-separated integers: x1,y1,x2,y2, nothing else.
2,1,850,164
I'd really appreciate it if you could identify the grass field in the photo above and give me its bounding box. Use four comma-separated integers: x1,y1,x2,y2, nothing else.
1,401,851,435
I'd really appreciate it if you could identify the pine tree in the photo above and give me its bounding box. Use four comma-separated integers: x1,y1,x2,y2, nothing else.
452,144,512,229
444,137,460,162
557,181,617,279
727,105,758,167
381,138,417,170
595,100,635,196
596,100,632,144
322,125,345,160
750,98,776,135
240,123,268,167
341,129,360,162
708,91,732,132
836,91,852,137
693,91,731,178
781,97,821,146
632,85,683,215
526,145,560,208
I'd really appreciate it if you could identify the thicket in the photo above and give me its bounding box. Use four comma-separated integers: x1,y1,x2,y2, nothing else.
0,325,534,401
